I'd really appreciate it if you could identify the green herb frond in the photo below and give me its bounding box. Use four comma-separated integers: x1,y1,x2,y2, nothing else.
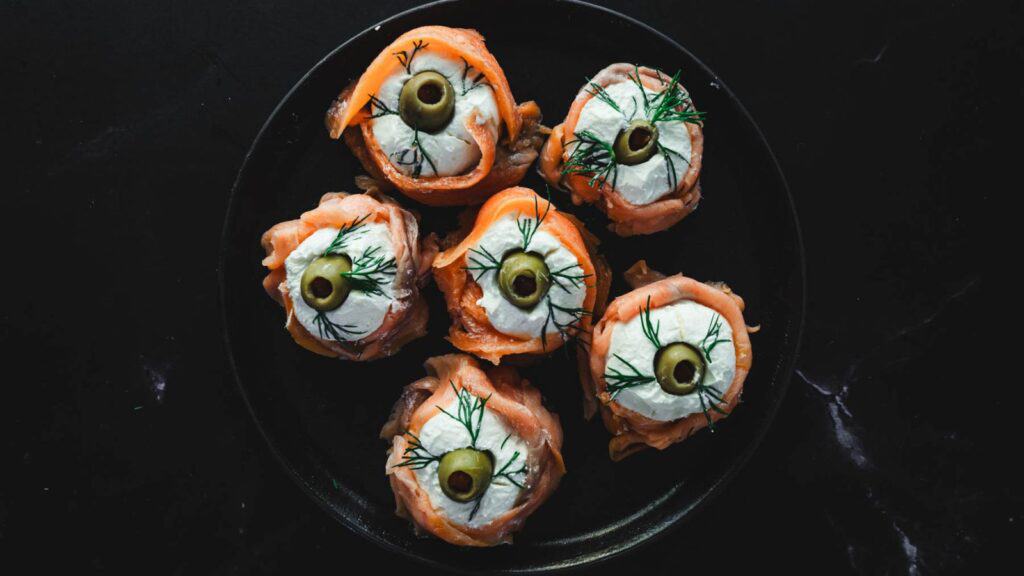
394,39,428,74
628,64,652,116
647,70,705,126
540,297,591,350
492,450,527,489
312,311,366,341
699,313,731,362
562,130,618,189
341,245,396,297
548,263,592,294
393,431,440,470
367,94,397,118
639,295,662,349
604,353,657,398
437,381,490,448
584,79,623,116
392,129,438,178
695,379,730,432
323,214,370,256
657,142,690,191
516,191,552,251
463,245,501,279
459,57,489,96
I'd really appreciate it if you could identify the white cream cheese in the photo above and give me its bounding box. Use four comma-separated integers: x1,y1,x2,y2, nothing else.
605,300,735,421
412,394,529,528
570,80,693,206
468,212,587,341
284,223,397,342
370,51,500,177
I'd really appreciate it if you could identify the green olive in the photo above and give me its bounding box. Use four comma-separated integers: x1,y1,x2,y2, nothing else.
498,250,551,309
398,70,455,133
437,448,494,502
300,254,352,311
613,119,659,165
654,342,705,396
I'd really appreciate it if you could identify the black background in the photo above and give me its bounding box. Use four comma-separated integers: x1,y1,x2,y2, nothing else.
1,0,1015,573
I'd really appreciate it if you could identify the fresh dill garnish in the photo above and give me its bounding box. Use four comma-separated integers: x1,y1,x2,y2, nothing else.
639,296,662,349
463,245,502,279
694,379,730,431
312,311,366,341
468,496,484,521
604,353,657,398
393,432,440,469
438,381,490,448
562,130,618,189
584,79,623,116
367,93,397,118
516,191,551,251
657,142,690,191
628,64,652,116
394,39,428,74
548,263,591,294
391,129,438,178
539,297,590,351
458,57,488,96
341,245,396,297
699,313,731,362
500,433,511,450
323,214,370,256
646,70,706,126
491,450,527,489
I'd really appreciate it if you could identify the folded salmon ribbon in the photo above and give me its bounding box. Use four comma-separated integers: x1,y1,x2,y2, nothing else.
260,189,436,361
583,261,754,461
381,354,565,546
325,26,545,206
539,63,705,236
432,187,610,364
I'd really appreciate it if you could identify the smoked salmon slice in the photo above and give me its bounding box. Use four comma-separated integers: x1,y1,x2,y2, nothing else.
539,63,705,236
325,26,545,206
432,187,608,364
381,354,565,546
585,260,754,460
260,188,437,361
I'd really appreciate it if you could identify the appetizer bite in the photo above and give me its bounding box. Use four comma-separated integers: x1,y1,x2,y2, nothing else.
260,190,436,360
325,26,545,206
381,354,565,546
433,187,609,364
585,261,753,461
539,63,705,236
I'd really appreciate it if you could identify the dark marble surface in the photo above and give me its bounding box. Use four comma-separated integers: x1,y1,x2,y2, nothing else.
2,0,1014,573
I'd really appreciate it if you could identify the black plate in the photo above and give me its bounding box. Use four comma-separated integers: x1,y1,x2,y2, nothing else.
220,0,804,572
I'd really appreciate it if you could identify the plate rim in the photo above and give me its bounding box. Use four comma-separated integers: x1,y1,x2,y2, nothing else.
218,0,807,572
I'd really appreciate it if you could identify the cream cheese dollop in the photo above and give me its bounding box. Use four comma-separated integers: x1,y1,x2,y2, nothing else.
284,223,397,342
468,213,587,340
370,51,500,177
570,80,693,206
605,300,735,421
413,397,529,528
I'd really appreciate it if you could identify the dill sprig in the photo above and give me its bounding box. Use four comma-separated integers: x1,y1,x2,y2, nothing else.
312,311,366,341
438,382,490,448
463,245,501,280
391,129,438,178
657,142,690,191
516,191,551,251
323,214,369,256
492,450,527,489
699,313,731,362
562,130,618,189
628,64,652,117
393,432,440,469
695,378,730,431
459,57,488,96
647,70,705,126
367,94,397,118
540,297,590,350
394,39,428,74
548,263,591,294
584,79,623,116
639,296,662,349
341,245,396,297
604,353,657,398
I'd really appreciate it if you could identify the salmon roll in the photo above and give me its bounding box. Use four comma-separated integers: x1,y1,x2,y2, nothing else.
539,63,705,236
585,261,754,461
325,26,545,206
432,187,610,364
381,354,565,546
260,190,436,361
